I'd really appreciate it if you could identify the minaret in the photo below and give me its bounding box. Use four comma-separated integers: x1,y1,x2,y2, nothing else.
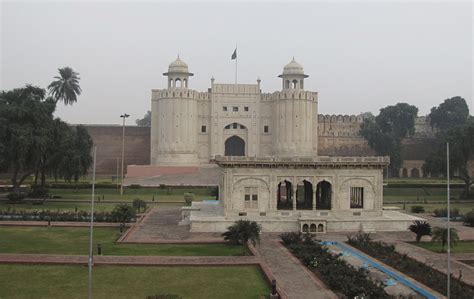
274,57,315,157
150,56,199,166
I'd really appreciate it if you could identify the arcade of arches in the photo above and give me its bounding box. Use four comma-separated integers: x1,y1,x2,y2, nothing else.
277,180,331,210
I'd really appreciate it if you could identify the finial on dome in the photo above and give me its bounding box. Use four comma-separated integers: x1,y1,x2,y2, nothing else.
292,56,295,62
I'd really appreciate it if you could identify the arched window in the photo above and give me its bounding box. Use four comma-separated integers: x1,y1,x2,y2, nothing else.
292,80,298,89
183,79,187,88
285,80,290,89
175,78,182,88
296,180,313,210
277,180,293,210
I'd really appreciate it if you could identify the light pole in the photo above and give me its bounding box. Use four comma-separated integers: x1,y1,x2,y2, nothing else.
120,113,130,196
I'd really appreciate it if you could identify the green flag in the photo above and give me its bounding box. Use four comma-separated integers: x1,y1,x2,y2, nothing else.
231,48,237,60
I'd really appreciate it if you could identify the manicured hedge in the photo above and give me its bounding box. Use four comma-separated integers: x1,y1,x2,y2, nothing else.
347,233,474,299
281,232,389,298
0,209,135,223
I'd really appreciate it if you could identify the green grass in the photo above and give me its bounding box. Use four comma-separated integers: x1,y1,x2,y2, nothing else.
385,202,474,214
0,265,270,299
49,187,213,201
0,201,123,212
411,241,474,253
0,227,245,256
383,187,464,203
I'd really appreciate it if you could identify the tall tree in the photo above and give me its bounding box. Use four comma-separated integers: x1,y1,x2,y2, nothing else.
429,96,469,131
136,110,151,127
0,85,55,192
48,67,82,105
360,103,418,172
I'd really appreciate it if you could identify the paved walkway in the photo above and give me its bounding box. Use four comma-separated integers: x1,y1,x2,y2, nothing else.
121,207,222,243
254,235,337,299
0,253,259,266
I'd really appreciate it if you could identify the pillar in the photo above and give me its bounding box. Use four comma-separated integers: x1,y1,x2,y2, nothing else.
312,186,316,210
292,188,297,211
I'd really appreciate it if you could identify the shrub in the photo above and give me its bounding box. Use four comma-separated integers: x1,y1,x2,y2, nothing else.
222,220,261,246
6,192,26,202
183,193,194,206
432,227,459,251
410,205,425,213
433,208,460,218
408,220,432,242
28,187,49,199
132,198,147,212
129,184,141,189
463,210,474,227
146,295,182,299
280,232,303,246
111,204,136,224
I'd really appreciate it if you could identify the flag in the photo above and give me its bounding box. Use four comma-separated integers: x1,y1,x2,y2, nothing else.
231,48,237,60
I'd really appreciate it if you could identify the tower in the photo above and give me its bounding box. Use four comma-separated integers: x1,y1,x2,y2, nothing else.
274,58,316,156
150,56,199,166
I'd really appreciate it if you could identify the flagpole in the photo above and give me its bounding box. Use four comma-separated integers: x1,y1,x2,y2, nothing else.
447,142,451,299
235,47,238,84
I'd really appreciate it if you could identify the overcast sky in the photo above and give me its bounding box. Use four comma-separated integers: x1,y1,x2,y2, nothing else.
1,1,472,125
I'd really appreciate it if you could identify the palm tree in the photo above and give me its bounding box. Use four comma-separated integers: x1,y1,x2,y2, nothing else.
222,220,261,246
409,220,432,242
48,67,82,105
432,227,459,252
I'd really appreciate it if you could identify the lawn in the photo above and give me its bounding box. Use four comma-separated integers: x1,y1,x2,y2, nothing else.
0,201,123,212
0,227,245,256
385,202,474,214
383,187,464,203
411,241,474,253
49,187,213,201
0,265,270,299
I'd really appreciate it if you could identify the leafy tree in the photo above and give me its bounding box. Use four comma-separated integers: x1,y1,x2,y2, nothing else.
408,220,432,242
48,67,82,105
463,211,474,227
222,220,261,246
133,198,147,212
360,103,418,171
0,85,55,192
429,97,469,131
111,204,136,224
432,227,459,252
136,110,151,127
424,98,473,198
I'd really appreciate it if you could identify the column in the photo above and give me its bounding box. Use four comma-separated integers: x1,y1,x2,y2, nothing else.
312,187,316,211
292,188,297,211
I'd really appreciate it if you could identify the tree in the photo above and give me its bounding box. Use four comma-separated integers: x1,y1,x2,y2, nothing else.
133,198,147,212
424,98,472,198
136,110,151,127
429,97,469,131
222,220,261,246
48,67,82,105
360,103,418,171
432,227,459,252
111,204,136,224
408,220,432,242
0,85,55,193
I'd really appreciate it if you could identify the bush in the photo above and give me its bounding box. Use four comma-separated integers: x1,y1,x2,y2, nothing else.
111,204,136,224
408,220,432,242
222,220,261,246
283,233,388,298
28,187,49,199
410,205,425,213
183,193,194,206
146,295,182,299
6,192,26,201
0,209,122,222
129,184,141,189
132,198,147,212
463,211,474,227
433,208,460,218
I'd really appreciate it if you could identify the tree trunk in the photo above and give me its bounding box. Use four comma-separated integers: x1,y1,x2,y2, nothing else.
416,234,422,242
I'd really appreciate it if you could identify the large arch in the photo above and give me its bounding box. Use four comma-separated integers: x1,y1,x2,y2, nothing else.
402,168,408,178
316,180,331,210
277,180,293,210
296,180,312,210
411,168,420,178
225,135,245,156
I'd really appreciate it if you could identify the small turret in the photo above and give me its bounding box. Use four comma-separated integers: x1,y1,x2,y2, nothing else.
163,55,194,88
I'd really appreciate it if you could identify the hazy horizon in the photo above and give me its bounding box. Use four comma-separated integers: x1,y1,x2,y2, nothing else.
1,1,473,125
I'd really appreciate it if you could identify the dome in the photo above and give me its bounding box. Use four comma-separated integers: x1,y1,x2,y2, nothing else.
165,55,192,75
279,57,308,78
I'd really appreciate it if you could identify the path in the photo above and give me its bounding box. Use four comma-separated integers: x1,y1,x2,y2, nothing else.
254,235,337,299
122,207,222,243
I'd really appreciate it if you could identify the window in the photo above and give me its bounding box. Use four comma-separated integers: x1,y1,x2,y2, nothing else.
350,187,364,209
244,106,249,112
233,106,239,112
201,125,206,133
223,106,227,112
240,125,245,129
225,124,230,129
264,125,269,133
244,187,258,209
233,123,238,129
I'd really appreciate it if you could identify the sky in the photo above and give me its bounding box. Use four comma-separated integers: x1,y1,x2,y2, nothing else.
1,0,472,125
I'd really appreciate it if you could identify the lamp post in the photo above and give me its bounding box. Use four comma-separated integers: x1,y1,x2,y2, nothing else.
120,114,129,196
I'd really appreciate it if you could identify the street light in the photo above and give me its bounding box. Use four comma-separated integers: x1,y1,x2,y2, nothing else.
120,113,130,196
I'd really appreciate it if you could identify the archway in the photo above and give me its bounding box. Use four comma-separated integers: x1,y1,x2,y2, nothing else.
296,180,312,210
316,180,331,210
402,168,408,178
225,135,245,156
277,180,293,210
411,168,420,178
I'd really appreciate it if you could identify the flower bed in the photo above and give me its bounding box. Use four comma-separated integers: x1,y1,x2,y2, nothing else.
0,209,135,223
347,233,474,299
281,232,389,298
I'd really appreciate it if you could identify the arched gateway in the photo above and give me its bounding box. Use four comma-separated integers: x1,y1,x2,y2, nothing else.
225,135,245,156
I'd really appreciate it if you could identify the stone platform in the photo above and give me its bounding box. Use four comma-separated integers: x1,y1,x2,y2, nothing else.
188,201,424,233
